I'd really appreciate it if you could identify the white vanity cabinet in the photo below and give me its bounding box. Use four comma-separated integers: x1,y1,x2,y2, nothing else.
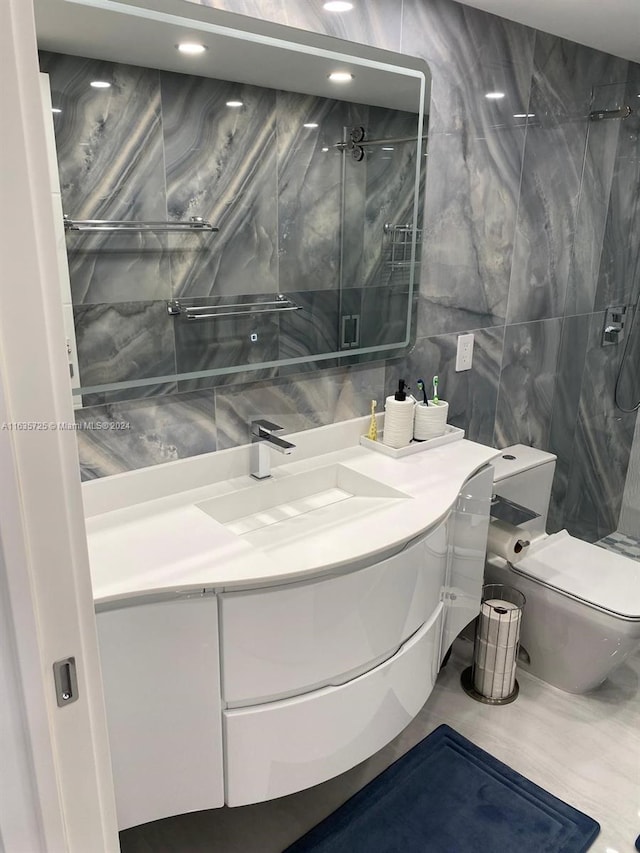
96,596,224,830
88,439,496,827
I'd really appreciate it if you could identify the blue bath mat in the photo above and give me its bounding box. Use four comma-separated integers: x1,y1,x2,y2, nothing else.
285,725,599,852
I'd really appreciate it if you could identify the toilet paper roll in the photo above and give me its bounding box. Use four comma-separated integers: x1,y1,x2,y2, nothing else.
479,599,522,646
473,663,516,699
486,520,531,562
474,637,519,671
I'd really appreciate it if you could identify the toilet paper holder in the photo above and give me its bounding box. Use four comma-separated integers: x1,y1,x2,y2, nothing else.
490,493,539,527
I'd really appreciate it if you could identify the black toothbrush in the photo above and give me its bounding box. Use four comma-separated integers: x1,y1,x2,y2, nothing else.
417,379,428,405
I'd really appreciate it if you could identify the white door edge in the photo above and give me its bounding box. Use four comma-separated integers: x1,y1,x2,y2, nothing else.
0,1,119,850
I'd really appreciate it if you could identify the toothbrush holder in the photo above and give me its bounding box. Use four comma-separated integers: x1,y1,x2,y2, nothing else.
413,400,449,441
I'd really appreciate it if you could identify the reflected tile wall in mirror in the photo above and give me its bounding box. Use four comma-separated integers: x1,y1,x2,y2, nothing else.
40,52,171,305
43,49,419,398
162,74,279,298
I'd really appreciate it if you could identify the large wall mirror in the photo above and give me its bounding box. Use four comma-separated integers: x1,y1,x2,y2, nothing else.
35,0,430,404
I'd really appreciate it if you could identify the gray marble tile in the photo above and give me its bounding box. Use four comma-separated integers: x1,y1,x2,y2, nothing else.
74,301,176,390
595,65,640,311
507,37,628,324
75,391,216,480
359,286,411,349
40,52,170,304
580,311,637,421
80,381,178,409
494,318,563,449
563,410,636,542
620,409,640,537
161,73,278,298
562,311,638,540
506,118,582,323
565,78,628,316
278,98,420,295
399,2,534,338
214,365,384,450
173,295,280,384
277,93,358,293
546,314,590,534
277,290,340,362
359,106,424,290
174,289,340,386
401,0,536,135
615,306,640,414
417,125,526,336
386,326,504,447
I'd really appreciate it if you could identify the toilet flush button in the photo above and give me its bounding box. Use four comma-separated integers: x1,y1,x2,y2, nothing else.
502,454,516,460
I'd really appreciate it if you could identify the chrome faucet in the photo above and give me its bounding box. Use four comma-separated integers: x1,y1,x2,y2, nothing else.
250,419,296,479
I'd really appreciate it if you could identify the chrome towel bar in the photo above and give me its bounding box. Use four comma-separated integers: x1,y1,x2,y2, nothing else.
63,215,218,233
167,295,302,320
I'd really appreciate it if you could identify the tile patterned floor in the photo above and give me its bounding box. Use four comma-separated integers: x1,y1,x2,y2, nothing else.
597,530,640,561
119,639,640,853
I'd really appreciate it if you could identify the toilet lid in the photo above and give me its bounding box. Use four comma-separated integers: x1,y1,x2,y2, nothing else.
512,530,640,620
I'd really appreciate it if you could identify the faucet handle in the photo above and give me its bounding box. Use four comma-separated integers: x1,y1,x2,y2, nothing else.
250,419,284,437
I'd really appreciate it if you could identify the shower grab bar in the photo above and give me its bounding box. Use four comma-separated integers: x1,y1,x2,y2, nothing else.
64,215,218,233
167,295,302,320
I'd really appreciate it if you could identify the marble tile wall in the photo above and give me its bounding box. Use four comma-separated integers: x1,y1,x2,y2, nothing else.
52,0,640,544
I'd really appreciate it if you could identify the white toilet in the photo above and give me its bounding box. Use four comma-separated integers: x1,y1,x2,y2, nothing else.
484,444,640,693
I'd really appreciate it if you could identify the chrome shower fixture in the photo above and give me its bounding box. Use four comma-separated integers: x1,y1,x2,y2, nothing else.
334,126,367,160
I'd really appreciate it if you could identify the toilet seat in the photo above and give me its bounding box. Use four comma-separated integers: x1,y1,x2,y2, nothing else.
510,530,640,621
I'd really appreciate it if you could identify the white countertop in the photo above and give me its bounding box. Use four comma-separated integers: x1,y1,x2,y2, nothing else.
83,417,498,607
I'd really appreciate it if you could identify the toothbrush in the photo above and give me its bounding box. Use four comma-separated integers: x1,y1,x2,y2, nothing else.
417,379,428,405
367,399,378,441
432,375,439,405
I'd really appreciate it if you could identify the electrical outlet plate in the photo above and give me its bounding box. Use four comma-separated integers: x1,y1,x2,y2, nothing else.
456,333,474,371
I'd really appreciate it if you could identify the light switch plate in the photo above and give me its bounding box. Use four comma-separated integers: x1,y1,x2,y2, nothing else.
456,333,474,371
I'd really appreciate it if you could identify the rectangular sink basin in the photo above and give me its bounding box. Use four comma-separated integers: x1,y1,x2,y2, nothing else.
197,464,409,537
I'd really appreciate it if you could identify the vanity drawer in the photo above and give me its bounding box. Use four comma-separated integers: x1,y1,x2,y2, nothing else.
219,523,448,705
224,604,443,806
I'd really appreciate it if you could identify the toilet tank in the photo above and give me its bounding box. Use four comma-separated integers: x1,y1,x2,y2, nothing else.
490,444,556,539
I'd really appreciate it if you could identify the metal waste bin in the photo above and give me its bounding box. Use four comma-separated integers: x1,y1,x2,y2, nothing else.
461,584,526,705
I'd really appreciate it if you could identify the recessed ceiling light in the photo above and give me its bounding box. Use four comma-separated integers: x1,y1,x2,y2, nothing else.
304,122,319,128
90,81,111,89
321,147,329,152
323,1,354,10
485,91,505,100
226,100,243,108
328,71,354,83
51,107,62,113
177,42,207,55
